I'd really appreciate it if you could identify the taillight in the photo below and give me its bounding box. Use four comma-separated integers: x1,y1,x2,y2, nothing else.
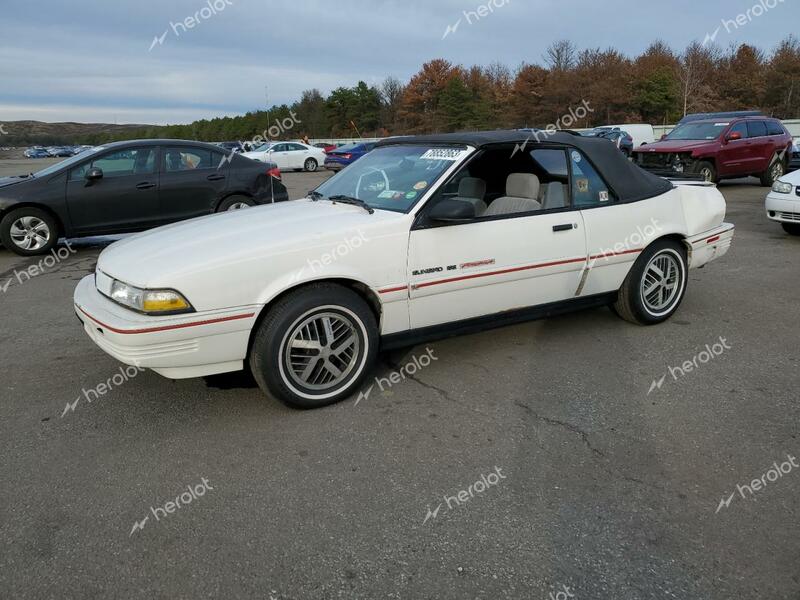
342,153,352,160
267,167,281,180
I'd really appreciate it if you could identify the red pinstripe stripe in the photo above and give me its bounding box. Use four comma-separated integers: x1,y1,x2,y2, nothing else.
413,256,587,290
77,306,255,335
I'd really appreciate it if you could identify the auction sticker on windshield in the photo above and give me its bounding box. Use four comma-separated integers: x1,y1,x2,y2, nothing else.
420,148,470,161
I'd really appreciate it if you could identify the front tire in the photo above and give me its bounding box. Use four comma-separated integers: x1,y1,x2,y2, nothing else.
249,283,378,409
0,207,59,256
304,158,318,172
613,239,688,325
694,161,718,183
782,223,800,236
760,157,785,187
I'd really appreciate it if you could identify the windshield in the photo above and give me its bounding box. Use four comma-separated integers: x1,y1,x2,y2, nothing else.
32,146,106,177
313,144,470,213
666,122,729,141
253,143,275,152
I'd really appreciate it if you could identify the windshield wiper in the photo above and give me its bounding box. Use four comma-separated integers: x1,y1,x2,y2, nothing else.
328,195,375,214
308,190,324,201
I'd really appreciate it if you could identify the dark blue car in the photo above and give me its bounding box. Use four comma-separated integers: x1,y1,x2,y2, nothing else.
324,142,376,171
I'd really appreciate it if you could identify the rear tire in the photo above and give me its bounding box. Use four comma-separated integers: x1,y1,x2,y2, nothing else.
0,207,59,256
217,195,254,212
760,157,785,187
304,158,318,172
782,223,800,236
613,239,688,325
249,283,378,409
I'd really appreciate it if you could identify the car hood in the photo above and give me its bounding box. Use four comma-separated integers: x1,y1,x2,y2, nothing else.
0,176,31,189
97,199,407,289
635,140,716,153
777,169,800,185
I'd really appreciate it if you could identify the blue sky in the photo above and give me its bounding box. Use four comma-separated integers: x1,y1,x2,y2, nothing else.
2,0,798,124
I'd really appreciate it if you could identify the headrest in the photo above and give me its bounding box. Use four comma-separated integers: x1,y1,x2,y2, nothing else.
506,173,540,200
458,177,486,200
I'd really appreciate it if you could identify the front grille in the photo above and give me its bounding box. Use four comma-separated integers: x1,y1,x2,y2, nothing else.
779,212,800,222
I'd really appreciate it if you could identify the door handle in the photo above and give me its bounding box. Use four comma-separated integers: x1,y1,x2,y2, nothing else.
552,223,574,232
207,174,225,181
136,182,156,190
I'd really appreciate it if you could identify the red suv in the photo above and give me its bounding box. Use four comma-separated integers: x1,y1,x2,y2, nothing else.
633,116,792,186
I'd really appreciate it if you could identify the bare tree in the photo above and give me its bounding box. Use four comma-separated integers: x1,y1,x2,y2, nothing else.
544,40,577,72
677,41,721,115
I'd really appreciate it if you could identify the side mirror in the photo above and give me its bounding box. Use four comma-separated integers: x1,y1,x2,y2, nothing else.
725,131,742,143
660,134,668,141
428,199,476,223
84,167,103,185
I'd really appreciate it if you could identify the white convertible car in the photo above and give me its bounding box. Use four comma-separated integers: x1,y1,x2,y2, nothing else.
74,131,734,408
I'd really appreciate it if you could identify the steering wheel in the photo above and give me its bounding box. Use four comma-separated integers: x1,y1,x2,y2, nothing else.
356,167,390,200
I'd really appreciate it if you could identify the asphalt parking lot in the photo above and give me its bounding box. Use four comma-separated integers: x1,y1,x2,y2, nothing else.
1,159,799,599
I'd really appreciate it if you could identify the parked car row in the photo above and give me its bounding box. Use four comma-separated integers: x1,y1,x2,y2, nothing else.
579,128,635,156
0,140,288,256
24,145,95,158
242,141,327,172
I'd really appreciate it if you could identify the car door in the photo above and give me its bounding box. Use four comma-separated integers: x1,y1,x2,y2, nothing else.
266,144,291,169
747,120,772,173
717,122,750,176
285,143,308,169
157,145,229,222
65,146,160,234
407,147,587,330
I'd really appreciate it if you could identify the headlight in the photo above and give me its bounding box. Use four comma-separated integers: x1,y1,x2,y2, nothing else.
109,280,194,315
772,181,793,194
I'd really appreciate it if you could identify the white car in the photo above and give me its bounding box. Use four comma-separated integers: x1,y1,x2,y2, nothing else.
765,168,800,235
73,131,734,409
242,142,326,172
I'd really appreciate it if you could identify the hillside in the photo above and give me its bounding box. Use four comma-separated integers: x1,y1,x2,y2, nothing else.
0,120,157,146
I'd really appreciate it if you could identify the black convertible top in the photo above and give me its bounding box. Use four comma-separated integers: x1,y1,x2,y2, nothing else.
377,130,674,203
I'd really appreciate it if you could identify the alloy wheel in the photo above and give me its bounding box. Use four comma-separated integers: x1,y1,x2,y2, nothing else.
640,251,683,315
282,310,360,392
9,216,51,251
226,202,251,211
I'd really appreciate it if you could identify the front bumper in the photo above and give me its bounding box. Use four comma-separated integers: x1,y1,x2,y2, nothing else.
73,274,259,379
765,191,800,224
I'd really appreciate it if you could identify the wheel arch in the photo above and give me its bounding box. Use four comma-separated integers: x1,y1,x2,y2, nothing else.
245,277,383,358
647,232,692,266
0,202,67,238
